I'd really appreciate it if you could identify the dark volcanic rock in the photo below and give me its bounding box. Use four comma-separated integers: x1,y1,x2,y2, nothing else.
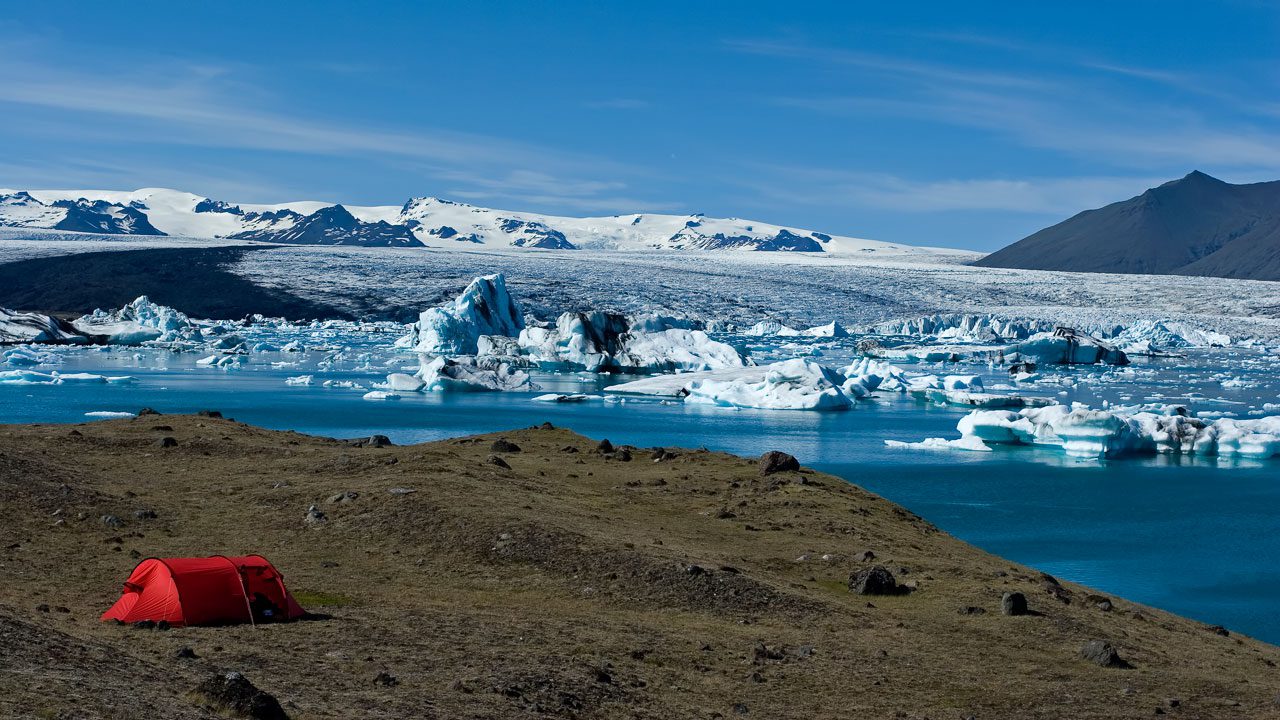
758,451,800,475
156,436,178,448
490,439,521,453
344,435,393,448
848,565,901,596
1001,591,1029,616
1080,640,1131,668
487,454,511,469
190,671,289,719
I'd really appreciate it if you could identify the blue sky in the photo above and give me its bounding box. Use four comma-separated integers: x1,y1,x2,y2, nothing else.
1,2,1277,250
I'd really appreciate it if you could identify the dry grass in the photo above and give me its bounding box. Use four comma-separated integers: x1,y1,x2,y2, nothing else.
0,415,1277,719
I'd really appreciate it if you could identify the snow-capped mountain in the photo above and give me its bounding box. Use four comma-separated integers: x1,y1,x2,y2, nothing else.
0,186,945,256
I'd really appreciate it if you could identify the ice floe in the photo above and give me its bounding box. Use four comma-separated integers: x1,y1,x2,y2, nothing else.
1,308,90,345
998,328,1128,366
898,404,1280,459
685,358,854,410
413,356,537,392
517,312,745,373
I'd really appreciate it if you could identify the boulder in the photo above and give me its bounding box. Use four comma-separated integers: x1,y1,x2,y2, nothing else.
848,565,901,596
1001,591,1029,616
1080,640,1130,668
189,671,288,719
759,451,800,475
487,454,511,469
490,439,521,453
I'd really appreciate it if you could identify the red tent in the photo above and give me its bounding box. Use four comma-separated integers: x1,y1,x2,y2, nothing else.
101,555,305,626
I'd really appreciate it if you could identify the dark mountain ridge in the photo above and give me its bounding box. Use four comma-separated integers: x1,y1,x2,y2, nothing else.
977,171,1280,281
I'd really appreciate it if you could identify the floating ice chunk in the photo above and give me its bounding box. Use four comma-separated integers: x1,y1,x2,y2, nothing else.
385,373,426,392
0,308,91,345
802,321,848,338
416,356,536,392
285,375,314,386
885,437,992,452
397,274,524,355
950,404,1280,459
362,390,401,401
839,357,905,397
0,369,57,384
519,312,744,373
280,340,305,353
744,320,801,336
84,411,136,418
1001,328,1128,366
72,296,199,345
52,372,109,383
685,358,852,410
3,346,59,366
532,393,598,402
196,354,243,368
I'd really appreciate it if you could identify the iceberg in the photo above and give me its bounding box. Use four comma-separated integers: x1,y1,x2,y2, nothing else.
397,274,524,355
839,357,905,397
385,373,426,392
685,358,852,410
72,296,199,345
1,308,91,345
947,405,1280,459
518,312,745,373
870,313,1054,342
362,390,401,401
999,328,1128,366
744,320,801,337
414,356,536,392
802,321,849,338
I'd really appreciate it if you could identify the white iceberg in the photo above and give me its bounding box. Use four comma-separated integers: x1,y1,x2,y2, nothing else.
362,390,401,401
284,375,314,386
72,296,199,345
415,355,536,392
949,405,1280,459
519,312,745,373
685,358,852,410
397,274,524,355
385,372,426,392
744,320,801,337
802,321,849,338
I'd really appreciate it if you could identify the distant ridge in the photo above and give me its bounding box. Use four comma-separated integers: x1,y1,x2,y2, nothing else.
976,171,1280,281
0,186,953,258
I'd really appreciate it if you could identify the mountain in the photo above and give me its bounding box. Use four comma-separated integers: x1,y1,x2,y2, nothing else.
0,186,947,257
976,171,1280,281
0,191,164,235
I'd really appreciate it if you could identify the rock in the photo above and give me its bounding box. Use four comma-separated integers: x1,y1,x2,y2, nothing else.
613,448,632,462
848,565,901,596
752,641,784,663
854,550,876,562
35,604,49,613
197,410,223,418
490,439,521,453
156,620,171,631
133,509,158,520
133,620,157,630
958,606,986,615
1080,640,1131,668
387,487,416,495
1001,591,1029,616
559,445,579,453
137,407,161,416
326,491,359,504
1207,624,1230,637
304,505,327,525
343,435,393,448
538,422,555,430
156,436,178,448
189,671,288,719
176,646,199,659
487,454,511,469
372,671,399,687
758,451,800,475
597,439,614,453
101,514,124,528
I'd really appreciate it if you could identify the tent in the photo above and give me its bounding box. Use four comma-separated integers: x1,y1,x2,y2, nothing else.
101,555,305,626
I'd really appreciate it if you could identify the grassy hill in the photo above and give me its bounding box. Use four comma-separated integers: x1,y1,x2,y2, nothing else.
1,415,1276,719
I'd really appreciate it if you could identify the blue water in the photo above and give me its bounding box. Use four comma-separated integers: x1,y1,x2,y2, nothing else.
3,347,1279,643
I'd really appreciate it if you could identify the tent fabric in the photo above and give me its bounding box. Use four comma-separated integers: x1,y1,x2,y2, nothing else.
101,555,304,626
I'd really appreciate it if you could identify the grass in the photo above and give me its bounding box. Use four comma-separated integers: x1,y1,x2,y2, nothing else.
291,590,354,608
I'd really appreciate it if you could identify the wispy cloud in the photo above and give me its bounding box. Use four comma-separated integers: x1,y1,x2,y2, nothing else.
727,165,1163,215
0,43,663,213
